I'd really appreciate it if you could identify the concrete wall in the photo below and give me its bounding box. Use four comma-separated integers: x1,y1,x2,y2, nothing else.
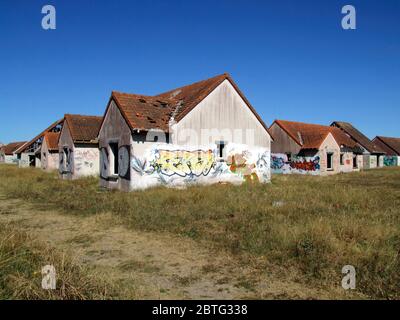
98,100,132,191
316,133,341,175
130,143,270,190
59,120,75,179
73,146,99,178
269,122,301,154
40,139,59,171
339,152,354,173
1,154,19,164
383,155,398,166
171,80,271,149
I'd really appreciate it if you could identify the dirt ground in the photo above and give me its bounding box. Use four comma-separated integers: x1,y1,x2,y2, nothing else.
0,192,344,299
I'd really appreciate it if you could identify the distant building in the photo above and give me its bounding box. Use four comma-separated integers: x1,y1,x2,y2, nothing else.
14,119,64,168
270,120,362,175
0,141,27,164
58,114,102,179
372,136,400,166
40,132,60,171
331,121,386,169
98,73,272,191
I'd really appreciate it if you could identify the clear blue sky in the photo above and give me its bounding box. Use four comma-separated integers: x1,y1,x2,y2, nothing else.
0,0,399,143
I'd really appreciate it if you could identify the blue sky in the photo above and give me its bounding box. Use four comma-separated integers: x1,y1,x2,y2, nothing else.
0,0,399,143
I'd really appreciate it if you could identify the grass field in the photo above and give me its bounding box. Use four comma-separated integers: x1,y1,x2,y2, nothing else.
0,164,399,299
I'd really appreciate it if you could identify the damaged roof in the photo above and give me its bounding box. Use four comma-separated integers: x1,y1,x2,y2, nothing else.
15,118,64,154
64,114,103,143
43,132,60,151
373,136,400,156
107,73,271,135
1,141,27,155
331,121,384,154
272,120,360,150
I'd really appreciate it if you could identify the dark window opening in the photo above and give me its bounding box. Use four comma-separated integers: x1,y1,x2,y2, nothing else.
216,141,226,159
286,153,292,162
29,155,35,167
340,153,344,165
110,142,119,175
327,153,334,170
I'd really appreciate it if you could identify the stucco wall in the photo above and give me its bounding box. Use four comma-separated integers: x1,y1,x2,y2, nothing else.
339,152,354,173
41,139,59,171
317,134,340,175
2,154,18,164
59,120,75,179
73,146,99,178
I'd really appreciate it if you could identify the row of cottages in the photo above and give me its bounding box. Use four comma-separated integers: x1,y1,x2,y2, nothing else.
58,114,103,179
270,120,362,175
98,73,272,191
0,141,27,164
15,119,64,167
372,136,400,166
330,121,386,168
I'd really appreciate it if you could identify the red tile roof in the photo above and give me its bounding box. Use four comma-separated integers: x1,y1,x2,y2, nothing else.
44,132,60,151
331,121,385,154
107,73,271,136
64,114,103,143
273,120,359,150
15,118,64,154
373,136,400,156
1,141,27,155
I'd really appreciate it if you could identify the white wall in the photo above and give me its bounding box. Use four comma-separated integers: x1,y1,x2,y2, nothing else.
172,80,271,149
73,147,99,178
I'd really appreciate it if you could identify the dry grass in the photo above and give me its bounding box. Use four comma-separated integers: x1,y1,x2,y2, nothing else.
0,164,399,299
0,222,120,299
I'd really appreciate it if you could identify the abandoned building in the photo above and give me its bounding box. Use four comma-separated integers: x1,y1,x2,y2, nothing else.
59,114,102,179
14,119,64,168
98,73,272,191
372,136,400,166
331,121,385,169
270,120,362,175
0,141,27,164
40,132,60,171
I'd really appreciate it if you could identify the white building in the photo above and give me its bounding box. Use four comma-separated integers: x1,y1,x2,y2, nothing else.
98,73,272,191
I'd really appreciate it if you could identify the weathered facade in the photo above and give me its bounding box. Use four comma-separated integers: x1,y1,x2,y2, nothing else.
331,122,385,169
98,73,272,191
270,120,362,175
0,141,26,164
15,119,64,168
40,132,60,171
372,136,400,166
58,114,102,179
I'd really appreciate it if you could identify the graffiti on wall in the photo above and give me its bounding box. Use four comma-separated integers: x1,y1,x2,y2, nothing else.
130,143,270,190
383,156,398,167
59,148,73,173
75,149,98,173
271,154,320,175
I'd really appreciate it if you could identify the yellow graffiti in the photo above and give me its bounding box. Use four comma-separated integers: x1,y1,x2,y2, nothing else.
152,149,215,177
227,153,259,183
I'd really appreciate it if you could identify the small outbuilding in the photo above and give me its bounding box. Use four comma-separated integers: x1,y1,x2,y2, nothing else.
58,114,102,179
372,136,400,166
15,119,64,168
270,120,362,175
40,132,60,171
98,73,272,191
331,121,385,169
0,141,27,164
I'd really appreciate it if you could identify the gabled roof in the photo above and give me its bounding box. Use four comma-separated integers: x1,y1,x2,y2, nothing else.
331,121,384,154
15,118,64,154
105,73,271,136
1,141,27,155
43,132,60,151
373,136,400,156
64,114,103,143
272,120,360,150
